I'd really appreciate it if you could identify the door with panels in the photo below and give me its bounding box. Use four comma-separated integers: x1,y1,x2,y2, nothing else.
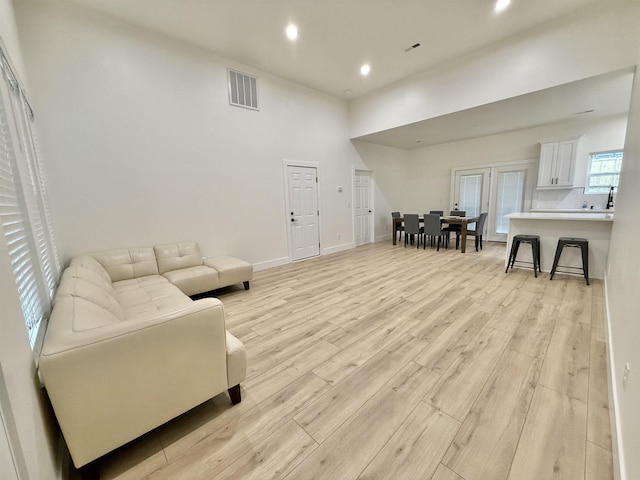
354,170,373,246
286,165,320,261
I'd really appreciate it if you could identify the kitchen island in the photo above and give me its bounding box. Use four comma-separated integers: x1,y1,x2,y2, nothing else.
506,212,613,280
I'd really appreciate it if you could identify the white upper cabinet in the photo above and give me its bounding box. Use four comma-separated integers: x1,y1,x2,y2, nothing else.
537,137,580,188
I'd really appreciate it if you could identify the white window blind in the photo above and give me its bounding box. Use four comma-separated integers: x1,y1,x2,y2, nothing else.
458,174,482,217
0,48,60,351
495,171,525,235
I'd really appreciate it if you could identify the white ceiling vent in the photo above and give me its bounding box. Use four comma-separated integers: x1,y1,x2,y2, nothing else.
227,69,258,110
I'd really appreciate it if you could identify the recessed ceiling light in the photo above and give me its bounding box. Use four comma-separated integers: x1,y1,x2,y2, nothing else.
495,0,511,12
286,24,299,40
360,64,371,76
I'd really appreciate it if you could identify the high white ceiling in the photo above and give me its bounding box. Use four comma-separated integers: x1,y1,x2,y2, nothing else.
67,0,633,148
71,0,607,99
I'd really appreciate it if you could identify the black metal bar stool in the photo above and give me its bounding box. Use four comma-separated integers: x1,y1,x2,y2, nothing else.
550,237,589,285
506,234,541,277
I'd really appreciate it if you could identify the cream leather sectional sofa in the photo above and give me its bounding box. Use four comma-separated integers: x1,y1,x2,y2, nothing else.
39,242,252,468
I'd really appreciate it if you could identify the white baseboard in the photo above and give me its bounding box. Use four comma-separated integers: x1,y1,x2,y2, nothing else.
322,242,355,255
253,245,359,272
375,233,393,243
252,256,289,272
604,273,625,480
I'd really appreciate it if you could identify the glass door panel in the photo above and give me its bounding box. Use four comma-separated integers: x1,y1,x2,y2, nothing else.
495,171,525,235
487,162,536,242
453,168,490,217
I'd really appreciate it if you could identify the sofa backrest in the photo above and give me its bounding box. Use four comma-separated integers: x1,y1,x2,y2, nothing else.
69,255,112,284
56,270,125,322
63,265,115,295
154,242,202,274
89,247,158,282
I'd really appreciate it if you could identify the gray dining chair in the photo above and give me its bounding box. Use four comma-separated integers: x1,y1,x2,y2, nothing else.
391,211,404,243
403,214,422,248
426,211,443,246
443,210,466,249
423,213,447,251
468,212,488,251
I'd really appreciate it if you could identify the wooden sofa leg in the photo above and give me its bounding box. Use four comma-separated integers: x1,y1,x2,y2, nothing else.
243,281,250,290
228,384,242,405
76,460,100,480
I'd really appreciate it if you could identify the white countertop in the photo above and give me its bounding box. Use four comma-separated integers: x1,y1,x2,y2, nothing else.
531,208,613,214
508,212,614,222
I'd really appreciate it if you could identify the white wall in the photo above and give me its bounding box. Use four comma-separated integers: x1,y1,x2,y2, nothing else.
606,47,640,480
14,0,371,267
350,2,640,138
0,1,61,478
403,114,628,213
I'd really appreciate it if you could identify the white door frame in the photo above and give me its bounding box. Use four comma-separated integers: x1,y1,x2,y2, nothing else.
353,168,374,246
282,160,322,262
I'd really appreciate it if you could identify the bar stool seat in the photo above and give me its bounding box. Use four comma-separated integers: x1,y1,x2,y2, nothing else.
550,237,589,285
506,234,541,277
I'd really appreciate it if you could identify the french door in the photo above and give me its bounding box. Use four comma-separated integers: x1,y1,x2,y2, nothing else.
487,163,536,242
453,168,490,217
452,162,536,242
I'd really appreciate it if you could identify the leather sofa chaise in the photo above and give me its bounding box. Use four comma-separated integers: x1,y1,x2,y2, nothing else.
38,242,251,468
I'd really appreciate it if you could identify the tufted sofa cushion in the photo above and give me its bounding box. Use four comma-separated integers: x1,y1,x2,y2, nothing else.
56,275,125,322
154,241,203,274
154,242,221,295
89,247,159,282
112,276,193,320
69,255,112,284
61,265,115,294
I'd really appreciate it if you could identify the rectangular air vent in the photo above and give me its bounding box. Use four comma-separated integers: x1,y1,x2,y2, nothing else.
227,69,258,110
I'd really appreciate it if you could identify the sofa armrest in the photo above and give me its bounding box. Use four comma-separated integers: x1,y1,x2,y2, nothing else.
39,298,228,468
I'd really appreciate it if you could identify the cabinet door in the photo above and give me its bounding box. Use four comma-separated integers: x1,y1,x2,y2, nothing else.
537,143,557,187
555,140,576,186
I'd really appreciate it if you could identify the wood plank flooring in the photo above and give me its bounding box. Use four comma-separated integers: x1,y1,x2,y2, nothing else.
96,241,614,480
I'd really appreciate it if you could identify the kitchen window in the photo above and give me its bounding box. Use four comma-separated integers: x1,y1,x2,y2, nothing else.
586,150,623,194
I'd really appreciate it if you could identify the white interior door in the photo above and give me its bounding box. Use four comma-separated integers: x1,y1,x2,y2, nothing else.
354,170,372,246
453,168,490,216
287,165,320,261
487,162,536,242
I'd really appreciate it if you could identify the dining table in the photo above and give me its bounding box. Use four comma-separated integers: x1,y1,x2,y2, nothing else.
392,215,480,253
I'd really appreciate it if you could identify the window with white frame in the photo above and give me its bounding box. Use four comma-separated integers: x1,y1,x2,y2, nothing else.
0,46,60,353
586,150,623,194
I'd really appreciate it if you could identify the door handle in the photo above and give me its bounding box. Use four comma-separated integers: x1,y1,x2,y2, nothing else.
291,218,295,222
368,210,372,213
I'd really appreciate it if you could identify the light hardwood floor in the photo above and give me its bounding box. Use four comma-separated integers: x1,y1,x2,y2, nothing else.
96,240,614,480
